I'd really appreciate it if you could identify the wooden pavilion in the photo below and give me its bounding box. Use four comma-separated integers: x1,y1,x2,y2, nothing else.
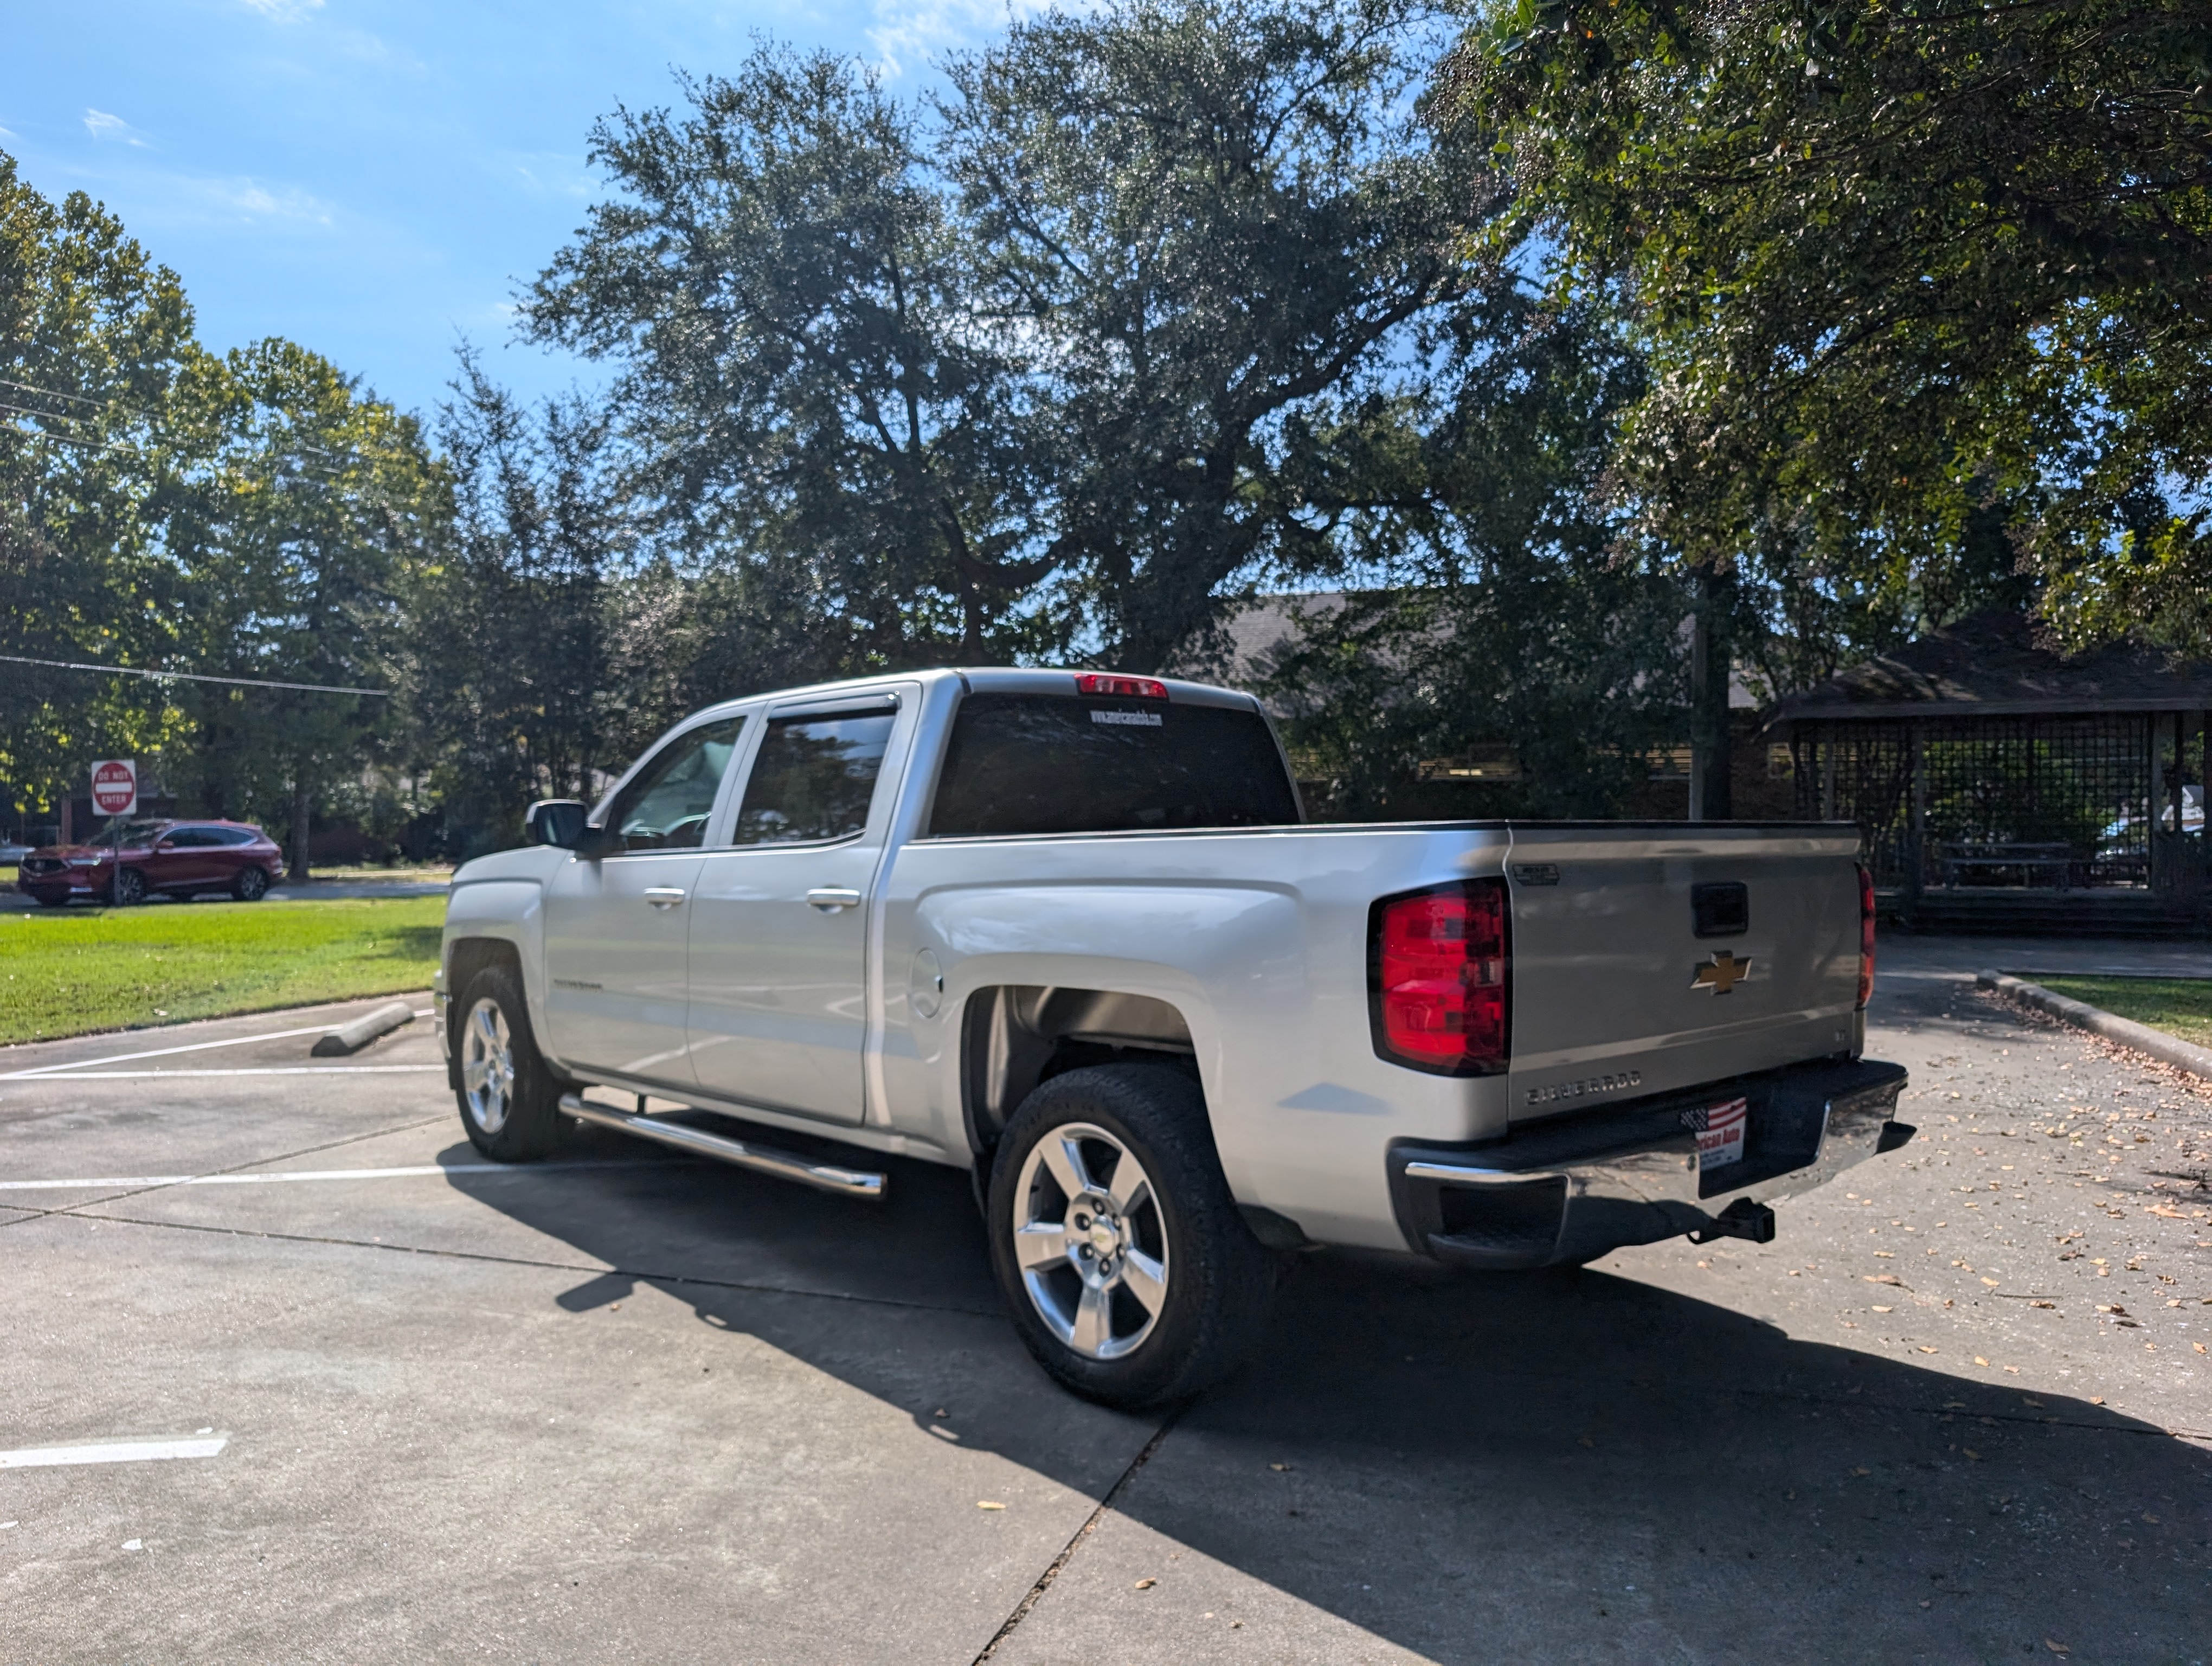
1763,610,2212,935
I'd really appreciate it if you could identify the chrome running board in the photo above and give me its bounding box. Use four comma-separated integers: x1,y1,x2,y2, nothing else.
558,1093,887,1201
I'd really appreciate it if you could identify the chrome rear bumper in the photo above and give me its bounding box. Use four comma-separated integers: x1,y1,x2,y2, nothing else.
1388,1057,1911,1270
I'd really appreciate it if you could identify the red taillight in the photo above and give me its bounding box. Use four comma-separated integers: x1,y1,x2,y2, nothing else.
1075,672,1168,700
1370,879,1511,1076
1856,862,1876,1009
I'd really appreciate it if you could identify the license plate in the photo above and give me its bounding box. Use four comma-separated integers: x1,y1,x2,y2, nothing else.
1699,1097,1748,1172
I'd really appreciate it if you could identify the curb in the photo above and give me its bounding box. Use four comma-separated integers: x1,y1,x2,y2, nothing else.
1976,970,2212,1083
311,1001,417,1057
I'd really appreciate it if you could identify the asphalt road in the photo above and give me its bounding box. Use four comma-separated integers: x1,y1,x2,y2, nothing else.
1,948,2206,1663
1,875,448,911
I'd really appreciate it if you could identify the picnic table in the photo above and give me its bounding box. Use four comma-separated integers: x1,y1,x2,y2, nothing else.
1935,841,2075,889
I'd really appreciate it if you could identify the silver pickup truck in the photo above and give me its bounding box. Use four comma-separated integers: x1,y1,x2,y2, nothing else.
435,667,1911,1406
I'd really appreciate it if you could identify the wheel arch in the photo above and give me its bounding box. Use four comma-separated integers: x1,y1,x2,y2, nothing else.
443,935,522,1079
959,984,1199,1167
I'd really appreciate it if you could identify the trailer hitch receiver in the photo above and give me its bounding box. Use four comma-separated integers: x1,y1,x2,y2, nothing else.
1689,1198,1777,1246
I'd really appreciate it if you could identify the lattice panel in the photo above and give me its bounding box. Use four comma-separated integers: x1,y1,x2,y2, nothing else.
1793,716,2155,890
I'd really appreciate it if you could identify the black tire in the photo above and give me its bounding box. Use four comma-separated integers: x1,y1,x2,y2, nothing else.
109,867,146,906
453,964,563,1161
232,866,269,902
987,1063,1282,1409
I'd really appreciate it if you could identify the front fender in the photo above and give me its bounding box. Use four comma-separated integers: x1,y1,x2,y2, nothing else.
441,875,552,1064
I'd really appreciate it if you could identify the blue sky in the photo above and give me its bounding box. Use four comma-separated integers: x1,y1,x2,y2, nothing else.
0,0,1015,421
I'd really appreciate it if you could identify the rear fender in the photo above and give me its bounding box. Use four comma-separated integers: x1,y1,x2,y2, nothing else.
916,881,1296,1171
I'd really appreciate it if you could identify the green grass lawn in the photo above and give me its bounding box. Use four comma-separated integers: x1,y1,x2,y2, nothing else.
0,896,443,1045
2034,974,2212,1050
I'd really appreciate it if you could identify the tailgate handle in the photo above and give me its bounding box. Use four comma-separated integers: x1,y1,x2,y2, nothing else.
807,887,863,913
1692,881,1748,938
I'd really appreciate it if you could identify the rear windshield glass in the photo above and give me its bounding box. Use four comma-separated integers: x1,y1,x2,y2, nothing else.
927,693,1300,838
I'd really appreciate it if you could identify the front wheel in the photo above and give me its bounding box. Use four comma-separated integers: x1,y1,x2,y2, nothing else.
232,866,269,901
987,1063,1282,1409
454,965,563,1161
109,867,146,906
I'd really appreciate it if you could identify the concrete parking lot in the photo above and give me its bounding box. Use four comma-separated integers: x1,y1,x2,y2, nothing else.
2,943,2207,1663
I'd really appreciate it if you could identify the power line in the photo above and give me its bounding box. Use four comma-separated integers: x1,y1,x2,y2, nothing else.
0,375,110,409
0,421,136,457
0,401,139,454
0,653,391,697
0,386,378,479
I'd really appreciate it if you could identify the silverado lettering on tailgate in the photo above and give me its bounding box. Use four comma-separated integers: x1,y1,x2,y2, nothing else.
1525,1069,1642,1107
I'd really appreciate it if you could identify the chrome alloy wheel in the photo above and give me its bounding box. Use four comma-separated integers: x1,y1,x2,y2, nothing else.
460,996,517,1135
1012,1122,1169,1361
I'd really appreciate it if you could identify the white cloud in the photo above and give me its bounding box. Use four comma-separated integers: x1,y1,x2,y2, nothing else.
151,172,337,227
216,179,333,223
83,108,151,148
239,0,326,20
867,0,1073,75
511,155,594,201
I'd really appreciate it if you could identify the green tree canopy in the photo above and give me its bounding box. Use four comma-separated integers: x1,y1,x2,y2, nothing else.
1448,0,2212,659
164,338,444,872
525,47,1053,669
944,0,1491,670
0,154,197,817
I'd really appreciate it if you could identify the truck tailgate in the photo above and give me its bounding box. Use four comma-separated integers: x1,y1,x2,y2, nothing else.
1503,825,1864,1121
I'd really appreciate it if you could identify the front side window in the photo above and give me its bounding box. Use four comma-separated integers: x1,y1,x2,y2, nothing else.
927,694,1300,837
603,716,747,853
734,710,896,845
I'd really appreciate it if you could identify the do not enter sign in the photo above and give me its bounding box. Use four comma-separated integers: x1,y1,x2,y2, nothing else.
91,759,138,817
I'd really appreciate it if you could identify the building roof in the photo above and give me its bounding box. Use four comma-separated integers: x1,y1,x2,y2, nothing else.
1764,608,2212,725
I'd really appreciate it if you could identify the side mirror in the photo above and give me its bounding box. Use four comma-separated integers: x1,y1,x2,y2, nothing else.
525,799,589,849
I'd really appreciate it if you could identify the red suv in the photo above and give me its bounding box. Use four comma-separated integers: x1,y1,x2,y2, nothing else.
15,819,284,907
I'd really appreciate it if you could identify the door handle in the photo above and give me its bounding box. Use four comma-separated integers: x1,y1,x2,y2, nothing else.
643,886,687,909
806,887,863,913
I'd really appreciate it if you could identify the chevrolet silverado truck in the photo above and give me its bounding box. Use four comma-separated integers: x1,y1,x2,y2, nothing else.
435,667,1911,1407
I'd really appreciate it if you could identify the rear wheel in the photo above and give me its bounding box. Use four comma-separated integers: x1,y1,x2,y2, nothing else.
232,866,268,902
108,867,146,906
987,1063,1282,1409
454,964,562,1161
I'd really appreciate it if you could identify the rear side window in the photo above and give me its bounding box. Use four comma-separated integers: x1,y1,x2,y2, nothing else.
927,693,1300,837
734,710,897,845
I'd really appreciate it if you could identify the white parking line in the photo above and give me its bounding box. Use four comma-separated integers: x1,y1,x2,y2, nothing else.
16,1066,447,1079
0,1009,435,1079
0,1161,657,1191
0,1437,228,1468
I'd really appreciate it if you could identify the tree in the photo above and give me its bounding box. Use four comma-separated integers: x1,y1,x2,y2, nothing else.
1262,290,1688,817
400,353,622,856
1445,0,2212,655
167,340,444,876
944,0,1494,670
524,47,1054,670
0,153,197,825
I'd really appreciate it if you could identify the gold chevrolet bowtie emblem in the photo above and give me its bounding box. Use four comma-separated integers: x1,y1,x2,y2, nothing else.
1692,951,1752,995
